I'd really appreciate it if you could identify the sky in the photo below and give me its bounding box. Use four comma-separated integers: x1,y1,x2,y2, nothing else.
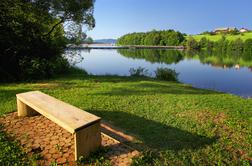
85,0,252,39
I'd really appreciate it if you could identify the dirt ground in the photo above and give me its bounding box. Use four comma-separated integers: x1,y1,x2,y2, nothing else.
0,112,140,166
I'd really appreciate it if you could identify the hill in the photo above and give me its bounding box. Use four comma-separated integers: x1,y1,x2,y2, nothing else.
189,32,252,41
94,39,117,44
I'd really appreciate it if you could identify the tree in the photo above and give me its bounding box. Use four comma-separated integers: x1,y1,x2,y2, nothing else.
186,37,200,50
229,28,239,35
116,30,185,46
0,0,95,81
199,37,208,48
85,37,94,44
243,39,252,61
34,0,96,37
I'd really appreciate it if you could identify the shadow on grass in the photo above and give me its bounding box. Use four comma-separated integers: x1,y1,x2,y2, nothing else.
91,110,217,151
5,65,215,96
92,81,220,96
54,74,221,95
57,74,152,83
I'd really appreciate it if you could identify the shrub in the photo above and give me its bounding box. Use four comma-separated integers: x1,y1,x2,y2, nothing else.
76,148,111,166
199,37,208,48
155,67,178,81
18,56,69,80
186,37,200,50
0,125,30,165
129,67,149,77
228,38,244,52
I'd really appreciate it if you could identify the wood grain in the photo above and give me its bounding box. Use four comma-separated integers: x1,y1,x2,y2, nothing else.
16,91,101,134
74,121,101,160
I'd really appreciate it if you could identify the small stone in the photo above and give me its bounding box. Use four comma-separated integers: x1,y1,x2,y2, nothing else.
50,140,58,145
57,157,67,164
32,144,40,149
44,153,52,160
48,148,58,154
63,153,70,158
120,154,127,158
132,150,139,156
52,153,61,159
41,149,49,156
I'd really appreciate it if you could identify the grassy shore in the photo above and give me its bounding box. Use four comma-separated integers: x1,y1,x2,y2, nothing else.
0,68,252,165
189,32,252,42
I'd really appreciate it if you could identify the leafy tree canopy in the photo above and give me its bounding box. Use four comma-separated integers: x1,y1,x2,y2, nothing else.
117,30,185,46
0,0,95,81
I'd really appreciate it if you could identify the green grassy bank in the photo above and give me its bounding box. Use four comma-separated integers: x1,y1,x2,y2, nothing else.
0,69,252,165
189,32,252,42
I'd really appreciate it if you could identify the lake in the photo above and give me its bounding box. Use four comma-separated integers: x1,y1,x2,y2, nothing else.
68,49,252,98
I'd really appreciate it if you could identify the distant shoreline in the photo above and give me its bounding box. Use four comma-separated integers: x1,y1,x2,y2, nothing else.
67,44,185,50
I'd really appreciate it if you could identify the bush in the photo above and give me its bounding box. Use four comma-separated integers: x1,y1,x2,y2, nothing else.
186,37,200,50
199,37,208,48
155,67,178,81
200,31,216,35
0,125,30,165
18,56,69,81
129,67,149,77
76,148,111,166
243,39,252,61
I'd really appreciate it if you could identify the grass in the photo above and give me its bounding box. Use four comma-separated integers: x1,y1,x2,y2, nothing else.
189,32,252,42
0,68,252,165
0,125,30,165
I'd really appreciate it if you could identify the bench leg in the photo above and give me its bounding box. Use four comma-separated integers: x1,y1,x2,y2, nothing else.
74,121,101,161
17,99,38,117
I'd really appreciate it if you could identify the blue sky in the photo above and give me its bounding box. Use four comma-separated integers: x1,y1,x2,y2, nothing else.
86,0,252,39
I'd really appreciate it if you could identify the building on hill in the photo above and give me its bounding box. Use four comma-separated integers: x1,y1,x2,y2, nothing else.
214,27,236,33
239,28,249,33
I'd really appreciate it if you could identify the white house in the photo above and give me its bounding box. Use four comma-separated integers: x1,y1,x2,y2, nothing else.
239,28,249,33
214,27,235,33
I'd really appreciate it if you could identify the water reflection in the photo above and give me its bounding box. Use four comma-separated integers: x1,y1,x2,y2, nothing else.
73,49,252,97
186,50,252,70
117,49,184,64
118,49,252,70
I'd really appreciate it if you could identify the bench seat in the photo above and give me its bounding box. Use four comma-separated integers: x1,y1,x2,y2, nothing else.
16,91,101,160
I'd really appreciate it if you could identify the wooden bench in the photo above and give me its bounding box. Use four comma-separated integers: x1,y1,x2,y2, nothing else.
16,91,101,160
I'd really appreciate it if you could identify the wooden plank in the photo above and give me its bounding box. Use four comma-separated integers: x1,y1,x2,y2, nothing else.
74,121,101,160
16,91,101,134
17,98,39,116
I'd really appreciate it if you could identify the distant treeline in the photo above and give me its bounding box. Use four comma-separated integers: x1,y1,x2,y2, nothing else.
117,30,252,55
117,30,185,46
186,37,252,56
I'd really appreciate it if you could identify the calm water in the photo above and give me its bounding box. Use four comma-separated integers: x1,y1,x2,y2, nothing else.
71,49,252,98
